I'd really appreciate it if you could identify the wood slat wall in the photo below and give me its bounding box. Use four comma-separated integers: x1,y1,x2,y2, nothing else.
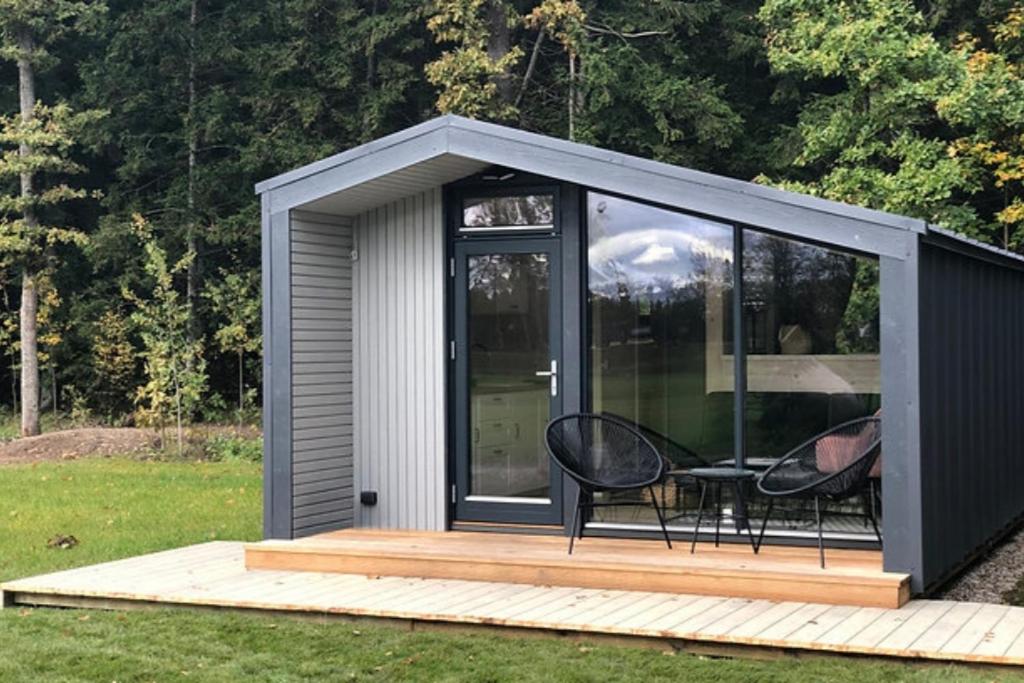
353,189,446,531
290,213,355,536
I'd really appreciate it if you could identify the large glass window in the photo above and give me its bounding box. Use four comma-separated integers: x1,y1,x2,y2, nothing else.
584,192,881,538
742,229,881,459
587,192,735,525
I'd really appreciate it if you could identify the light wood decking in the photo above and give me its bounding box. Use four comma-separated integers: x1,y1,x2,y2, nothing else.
244,530,909,609
3,541,1024,667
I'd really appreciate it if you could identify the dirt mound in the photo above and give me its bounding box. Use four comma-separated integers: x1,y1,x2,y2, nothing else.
0,427,159,465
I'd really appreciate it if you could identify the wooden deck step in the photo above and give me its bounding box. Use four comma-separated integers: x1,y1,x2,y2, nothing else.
243,530,910,609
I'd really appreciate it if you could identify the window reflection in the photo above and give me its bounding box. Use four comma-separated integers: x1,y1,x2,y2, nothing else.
588,192,735,466
462,194,554,230
584,192,882,538
468,252,552,498
742,230,881,457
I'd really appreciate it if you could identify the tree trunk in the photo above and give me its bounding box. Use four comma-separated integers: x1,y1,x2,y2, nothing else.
238,348,244,429
51,362,57,419
17,30,40,437
20,274,39,436
568,52,576,141
485,0,515,113
186,0,201,346
174,364,183,457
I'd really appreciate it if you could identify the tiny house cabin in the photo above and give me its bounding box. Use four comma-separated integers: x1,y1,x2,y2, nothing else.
257,115,1024,594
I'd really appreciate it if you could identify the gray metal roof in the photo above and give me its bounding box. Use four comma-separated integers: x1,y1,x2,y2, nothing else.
926,224,1024,267
257,114,930,259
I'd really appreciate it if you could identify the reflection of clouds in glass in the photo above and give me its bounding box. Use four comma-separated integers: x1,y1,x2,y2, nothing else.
588,194,733,294
633,243,676,265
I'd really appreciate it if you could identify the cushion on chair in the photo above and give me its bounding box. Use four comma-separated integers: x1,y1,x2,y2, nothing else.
815,425,880,478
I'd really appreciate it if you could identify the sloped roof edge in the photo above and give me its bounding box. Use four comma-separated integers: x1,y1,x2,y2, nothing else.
256,114,926,236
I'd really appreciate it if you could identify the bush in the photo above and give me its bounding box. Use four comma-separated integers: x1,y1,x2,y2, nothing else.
204,434,262,463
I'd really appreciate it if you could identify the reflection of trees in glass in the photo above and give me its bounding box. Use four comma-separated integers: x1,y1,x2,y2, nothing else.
463,195,554,227
743,232,877,354
468,253,549,356
589,252,731,348
836,261,880,354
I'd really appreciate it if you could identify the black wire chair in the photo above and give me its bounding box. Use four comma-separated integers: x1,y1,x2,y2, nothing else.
545,413,672,554
599,413,709,517
755,416,882,568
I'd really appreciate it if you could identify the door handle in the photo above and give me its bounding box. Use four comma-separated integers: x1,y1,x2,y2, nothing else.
534,360,558,397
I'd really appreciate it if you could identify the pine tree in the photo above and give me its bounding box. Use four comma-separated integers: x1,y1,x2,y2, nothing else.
0,0,105,436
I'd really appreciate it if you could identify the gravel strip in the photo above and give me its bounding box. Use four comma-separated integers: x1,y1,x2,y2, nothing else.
941,525,1024,603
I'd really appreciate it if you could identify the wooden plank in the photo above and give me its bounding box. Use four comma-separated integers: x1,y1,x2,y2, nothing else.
874,600,954,651
842,602,930,651
12,539,1024,668
508,588,606,624
940,604,1011,655
517,590,612,628
812,606,888,647
723,601,806,640
699,599,782,637
243,529,907,609
613,594,703,632
668,597,756,636
903,602,983,654
972,606,1024,659
429,582,544,619
753,602,835,642
596,592,685,631
784,605,860,644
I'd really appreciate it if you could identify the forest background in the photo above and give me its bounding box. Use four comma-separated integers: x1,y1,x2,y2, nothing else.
1,0,1022,437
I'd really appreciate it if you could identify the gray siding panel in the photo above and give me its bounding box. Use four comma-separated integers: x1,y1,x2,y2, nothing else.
918,238,1024,589
353,188,446,530
290,213,355,537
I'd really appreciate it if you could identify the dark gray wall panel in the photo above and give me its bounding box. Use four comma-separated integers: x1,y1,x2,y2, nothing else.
290,212,356,536
918,239,1024,589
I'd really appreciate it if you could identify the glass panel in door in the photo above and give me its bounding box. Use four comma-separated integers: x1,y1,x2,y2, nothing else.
455,239,562,524
468,252,551,499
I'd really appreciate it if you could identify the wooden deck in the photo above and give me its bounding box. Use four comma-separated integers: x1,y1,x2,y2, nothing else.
245,530,909,609
3,541,1024,667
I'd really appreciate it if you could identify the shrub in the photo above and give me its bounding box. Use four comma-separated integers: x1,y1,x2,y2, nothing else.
205,434,262,463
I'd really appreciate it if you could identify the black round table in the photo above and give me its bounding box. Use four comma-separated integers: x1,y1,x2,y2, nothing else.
688,467,760,554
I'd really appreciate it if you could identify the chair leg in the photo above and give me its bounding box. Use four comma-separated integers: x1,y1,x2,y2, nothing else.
814,495,825,569
734,480,758,553
690,482,708,554
649,485,673,550
568,488,582,555
867,486,882,546
713,481,722,548
755,498,774,553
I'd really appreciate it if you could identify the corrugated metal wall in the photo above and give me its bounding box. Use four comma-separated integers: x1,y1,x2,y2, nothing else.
290,212,355,536
918,238,1024,588
353,189,447,530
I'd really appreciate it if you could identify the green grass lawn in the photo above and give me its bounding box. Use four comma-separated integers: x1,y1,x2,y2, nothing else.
0,457,1021,682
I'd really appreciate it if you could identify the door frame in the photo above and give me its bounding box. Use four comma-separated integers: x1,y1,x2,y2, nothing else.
451,237,564,524
444,176,583,531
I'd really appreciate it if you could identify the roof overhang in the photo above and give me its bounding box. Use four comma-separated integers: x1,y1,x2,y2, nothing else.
257,115,926,259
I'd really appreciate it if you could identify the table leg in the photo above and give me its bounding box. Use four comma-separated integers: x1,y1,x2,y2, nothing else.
714,481,722,548
690,481,707,554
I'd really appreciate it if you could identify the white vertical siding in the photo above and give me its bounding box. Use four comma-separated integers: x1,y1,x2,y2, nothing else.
353,188,446,530
290,212,355,536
